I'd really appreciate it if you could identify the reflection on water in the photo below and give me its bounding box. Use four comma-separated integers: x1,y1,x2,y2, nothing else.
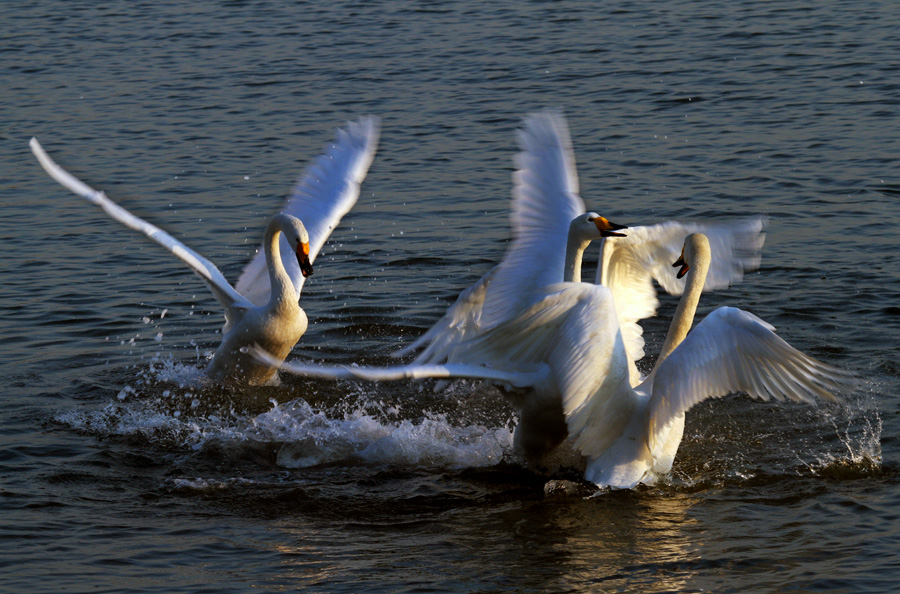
252,485,702,593
543,492,700,593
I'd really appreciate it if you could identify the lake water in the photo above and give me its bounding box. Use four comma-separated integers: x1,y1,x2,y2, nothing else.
2,1,898,592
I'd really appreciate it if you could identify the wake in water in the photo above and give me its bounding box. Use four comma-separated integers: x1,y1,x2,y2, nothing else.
55,354,518,470
53,354,885,491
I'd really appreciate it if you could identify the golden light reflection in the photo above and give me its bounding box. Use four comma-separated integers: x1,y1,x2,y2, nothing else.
538,490,704,593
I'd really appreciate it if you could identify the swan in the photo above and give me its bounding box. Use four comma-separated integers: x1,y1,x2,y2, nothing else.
30,117,380,385
400,109,766,386
457,232,851,486
257,232,852,487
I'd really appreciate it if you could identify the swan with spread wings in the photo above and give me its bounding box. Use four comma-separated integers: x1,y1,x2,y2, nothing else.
400,110,765,385
31,117,379,385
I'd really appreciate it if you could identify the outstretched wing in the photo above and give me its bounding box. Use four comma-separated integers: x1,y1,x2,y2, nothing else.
236,117,380,305
597,217,766,362
396,265,498,363
454,283,611,368
401,110,585,362
647,306,854,451
30,137,253,319
478,109,585,329
251,346,549,389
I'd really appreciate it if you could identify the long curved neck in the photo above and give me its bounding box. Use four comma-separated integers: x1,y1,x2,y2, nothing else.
564,221,592,283
264,215,297,308
597,237,612,286
653,236,711,370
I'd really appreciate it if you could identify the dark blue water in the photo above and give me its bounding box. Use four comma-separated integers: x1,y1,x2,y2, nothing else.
1,1,898,592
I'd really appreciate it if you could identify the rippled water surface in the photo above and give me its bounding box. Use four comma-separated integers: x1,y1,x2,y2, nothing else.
2,1,899,592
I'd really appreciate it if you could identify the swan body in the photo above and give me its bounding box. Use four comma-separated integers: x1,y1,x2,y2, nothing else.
561,233,850,487
459,234,848,486
30,117,380,385
263,233,852,487
205,213,311,384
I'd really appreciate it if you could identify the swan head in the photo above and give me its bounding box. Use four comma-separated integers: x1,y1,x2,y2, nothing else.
280,215,314,278
574,212,628,241
672,232,711,279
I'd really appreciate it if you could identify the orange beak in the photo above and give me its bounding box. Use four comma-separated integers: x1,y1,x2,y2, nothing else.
593,216,628,237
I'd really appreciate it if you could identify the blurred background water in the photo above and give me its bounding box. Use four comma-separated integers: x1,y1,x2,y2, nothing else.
1,1,898,592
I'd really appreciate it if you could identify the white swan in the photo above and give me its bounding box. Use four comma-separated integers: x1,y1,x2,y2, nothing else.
30,117,380,385
258,232,852,487
459,232,851,486
400,109,766,385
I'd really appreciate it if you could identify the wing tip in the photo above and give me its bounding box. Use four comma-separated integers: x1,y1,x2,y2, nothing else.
344,115,381,153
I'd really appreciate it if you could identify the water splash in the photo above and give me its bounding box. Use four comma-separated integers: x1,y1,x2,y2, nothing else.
144,355,208,387
58,353,887,486
799,393,883,479
55,363,516,471
253,399,513,469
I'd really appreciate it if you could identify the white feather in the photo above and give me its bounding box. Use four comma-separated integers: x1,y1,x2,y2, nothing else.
251,345,550,389
29,137,254,318
598,217,766,362
478,108,585,329
406,110,585,364
31,117,380,385
646,306,851,450
235,116,380,305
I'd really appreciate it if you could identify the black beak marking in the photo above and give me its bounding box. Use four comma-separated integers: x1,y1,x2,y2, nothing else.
601,221,628,238
298,253,313,278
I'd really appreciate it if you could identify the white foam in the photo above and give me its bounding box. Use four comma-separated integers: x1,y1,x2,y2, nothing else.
55,395,515,470
168,477,259,491
144,355,209,387
251,399,513,469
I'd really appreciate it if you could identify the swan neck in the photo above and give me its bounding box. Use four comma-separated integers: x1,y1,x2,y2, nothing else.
264,216,297,307
655,239,711,367
597,237,612,286
564,223,591,283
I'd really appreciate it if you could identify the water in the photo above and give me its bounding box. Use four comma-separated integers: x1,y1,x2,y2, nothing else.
1,1,898,591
